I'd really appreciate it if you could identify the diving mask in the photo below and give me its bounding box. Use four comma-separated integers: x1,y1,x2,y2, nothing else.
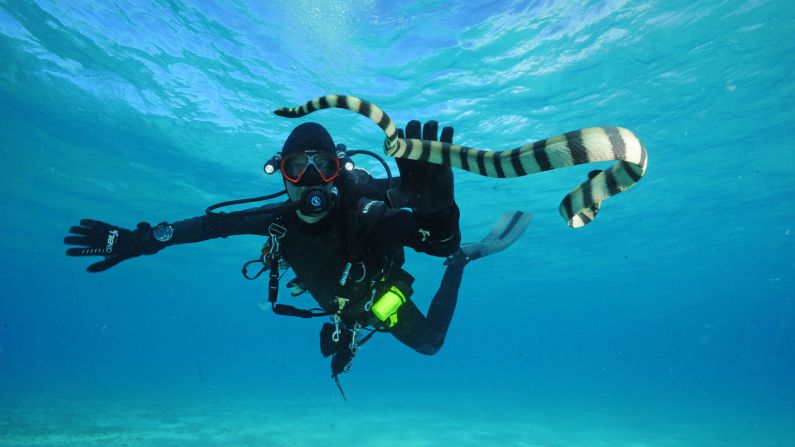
281,151,340,184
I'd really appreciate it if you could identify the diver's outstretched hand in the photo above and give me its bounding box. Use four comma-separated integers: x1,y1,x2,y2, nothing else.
388,120,455,214
64,219,161,272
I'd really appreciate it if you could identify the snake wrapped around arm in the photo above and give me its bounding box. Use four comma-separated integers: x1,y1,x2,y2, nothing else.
275,94,648,228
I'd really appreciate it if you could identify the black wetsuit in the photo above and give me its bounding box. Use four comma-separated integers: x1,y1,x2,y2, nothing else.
157,170,463,355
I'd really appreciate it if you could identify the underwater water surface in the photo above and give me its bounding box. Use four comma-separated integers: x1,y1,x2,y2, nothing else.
1,0,794,446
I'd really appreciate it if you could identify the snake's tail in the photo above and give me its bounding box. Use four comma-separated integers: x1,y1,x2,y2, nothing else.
275,95,647,228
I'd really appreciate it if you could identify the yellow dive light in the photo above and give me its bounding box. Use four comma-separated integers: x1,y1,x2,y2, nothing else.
371,285,406,327
370,268,414,328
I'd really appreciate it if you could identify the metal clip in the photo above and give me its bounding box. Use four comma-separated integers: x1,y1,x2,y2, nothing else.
268,222,287,239
364,288,376,312
267,222,287,256
349,322,361,352
331,314,341,343
418,228,430,242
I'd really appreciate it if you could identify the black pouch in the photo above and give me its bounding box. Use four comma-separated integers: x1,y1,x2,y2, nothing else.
319,322,353,358
319,323,337,357
331,346,355,376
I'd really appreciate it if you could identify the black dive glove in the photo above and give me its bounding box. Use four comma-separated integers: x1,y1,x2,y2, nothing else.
388,120,455,215
64,219,163,272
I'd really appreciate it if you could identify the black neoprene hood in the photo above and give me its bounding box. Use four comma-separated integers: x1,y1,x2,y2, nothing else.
281,122,336,155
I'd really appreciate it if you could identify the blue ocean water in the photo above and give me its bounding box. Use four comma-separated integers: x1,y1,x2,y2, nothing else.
1,0,794,445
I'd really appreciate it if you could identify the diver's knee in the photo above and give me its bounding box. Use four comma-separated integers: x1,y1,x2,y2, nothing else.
418,205,461,257
416,338,445,356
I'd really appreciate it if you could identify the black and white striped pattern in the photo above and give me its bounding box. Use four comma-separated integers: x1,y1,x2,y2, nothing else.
275,94,648,228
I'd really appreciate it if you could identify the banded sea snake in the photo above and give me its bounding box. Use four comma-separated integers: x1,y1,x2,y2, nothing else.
275,94,647,228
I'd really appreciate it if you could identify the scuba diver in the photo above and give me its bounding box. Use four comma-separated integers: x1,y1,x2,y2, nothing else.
64,120,531,397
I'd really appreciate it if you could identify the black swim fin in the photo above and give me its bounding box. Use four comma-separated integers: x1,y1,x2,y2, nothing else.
445,211,533,266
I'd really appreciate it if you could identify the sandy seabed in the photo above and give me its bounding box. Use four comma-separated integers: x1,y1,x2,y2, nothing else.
1,392,792,447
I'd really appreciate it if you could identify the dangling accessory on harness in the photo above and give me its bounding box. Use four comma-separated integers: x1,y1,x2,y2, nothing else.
320,317,379,401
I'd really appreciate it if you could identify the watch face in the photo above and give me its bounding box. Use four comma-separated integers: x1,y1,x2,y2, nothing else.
154,225,174,242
